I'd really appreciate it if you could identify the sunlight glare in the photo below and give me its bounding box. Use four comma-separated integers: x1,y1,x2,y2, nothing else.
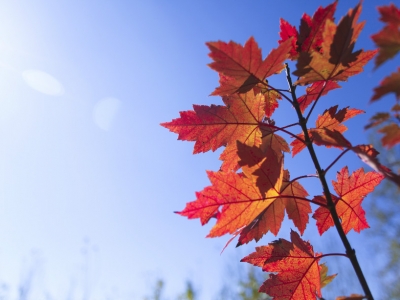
22,70,64,96
93,97,121,131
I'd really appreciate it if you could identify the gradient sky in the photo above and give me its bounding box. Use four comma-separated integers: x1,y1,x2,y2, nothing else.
0,1,397,299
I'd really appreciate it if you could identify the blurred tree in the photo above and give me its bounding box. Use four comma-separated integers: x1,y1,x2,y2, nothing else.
368,137,400,299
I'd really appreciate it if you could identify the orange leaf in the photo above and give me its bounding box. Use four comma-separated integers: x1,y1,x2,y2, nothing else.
294,3,377,85
263,89,282,117
371,67,400,102
372,4,400,68
378,4,400,26
242,230,329,299
291,106,361,155
371,24,400,68
310,128,352,149
207,37,292,96
279,1,338,60
364,112,390,129
313,167,384,235
161,90,264,172
320,263,336,288
178,140,286,240
279,18,298,59
379,123,400,148
236,167,311,246
297,1,338,55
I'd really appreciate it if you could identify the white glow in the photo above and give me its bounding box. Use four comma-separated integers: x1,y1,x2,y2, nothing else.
93,97,121,131
22,70,64,96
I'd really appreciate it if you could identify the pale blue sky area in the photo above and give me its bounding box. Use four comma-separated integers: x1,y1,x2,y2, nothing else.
0,1,396,299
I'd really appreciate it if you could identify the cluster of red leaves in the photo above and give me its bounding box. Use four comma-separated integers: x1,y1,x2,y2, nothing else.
367,3,400,149
162,2,395,299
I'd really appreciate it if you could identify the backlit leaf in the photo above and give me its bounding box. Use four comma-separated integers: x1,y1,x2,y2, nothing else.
291,106,362,155
379,123,400,148
371,67,400,101
313,167,383,234
161,90,264,171
242,230,330,299
294,3,377,85
207,37,292,95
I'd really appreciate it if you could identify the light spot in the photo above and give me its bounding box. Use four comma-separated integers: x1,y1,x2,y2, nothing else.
22,70,64,96
93,97,121,131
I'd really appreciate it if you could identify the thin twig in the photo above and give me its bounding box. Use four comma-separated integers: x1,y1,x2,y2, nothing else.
285,64,374,300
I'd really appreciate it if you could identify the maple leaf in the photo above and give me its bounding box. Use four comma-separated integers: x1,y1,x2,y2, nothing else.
371,67,400,102
242,230,332,299
297,80,341,113
379,123,400,148
372,4,400,68
364,112,390,129
313,167,383,235
161,90,265,172
291,106,363,156
293,3,377,85
207,37,292,96
320,263,336,288
297,1,338,55
236,166,311,246
279,1,338,60
263,89,282,117
379,3,400,26
371,24,400,68
279,19,298,59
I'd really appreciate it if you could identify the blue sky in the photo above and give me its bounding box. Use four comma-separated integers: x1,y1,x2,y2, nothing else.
0,1,396,299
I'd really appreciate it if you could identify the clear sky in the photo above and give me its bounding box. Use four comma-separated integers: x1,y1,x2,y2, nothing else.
0,1,396,299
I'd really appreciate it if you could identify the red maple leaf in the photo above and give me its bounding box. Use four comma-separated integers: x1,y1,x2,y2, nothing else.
177,143,285,238
207,37,292,96
291,106,363,156
372,3,400,68
379,123,400,148
242,230,332,299
236,167,310,246
293,3,377,85
161,90,265,172
371,24,400,68
371,67,400,101
279,1,338,60
313,167,384,235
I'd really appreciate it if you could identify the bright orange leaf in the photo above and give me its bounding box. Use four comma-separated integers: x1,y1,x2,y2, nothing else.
371,67,400,101
372,3,400,68
161,90,265,171
379,123,400,148
291,106,362,155
313,167,383,235
207,37,292,96
279,1,338,60
177,141,284,238
294,3,377,85
242,230,332,299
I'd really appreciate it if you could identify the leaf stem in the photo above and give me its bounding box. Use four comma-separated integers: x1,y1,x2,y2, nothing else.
305,81,328,122
316,253,349,259
324,149,351,174
259,123,302,141
266,84,293,104
285,64,374,300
